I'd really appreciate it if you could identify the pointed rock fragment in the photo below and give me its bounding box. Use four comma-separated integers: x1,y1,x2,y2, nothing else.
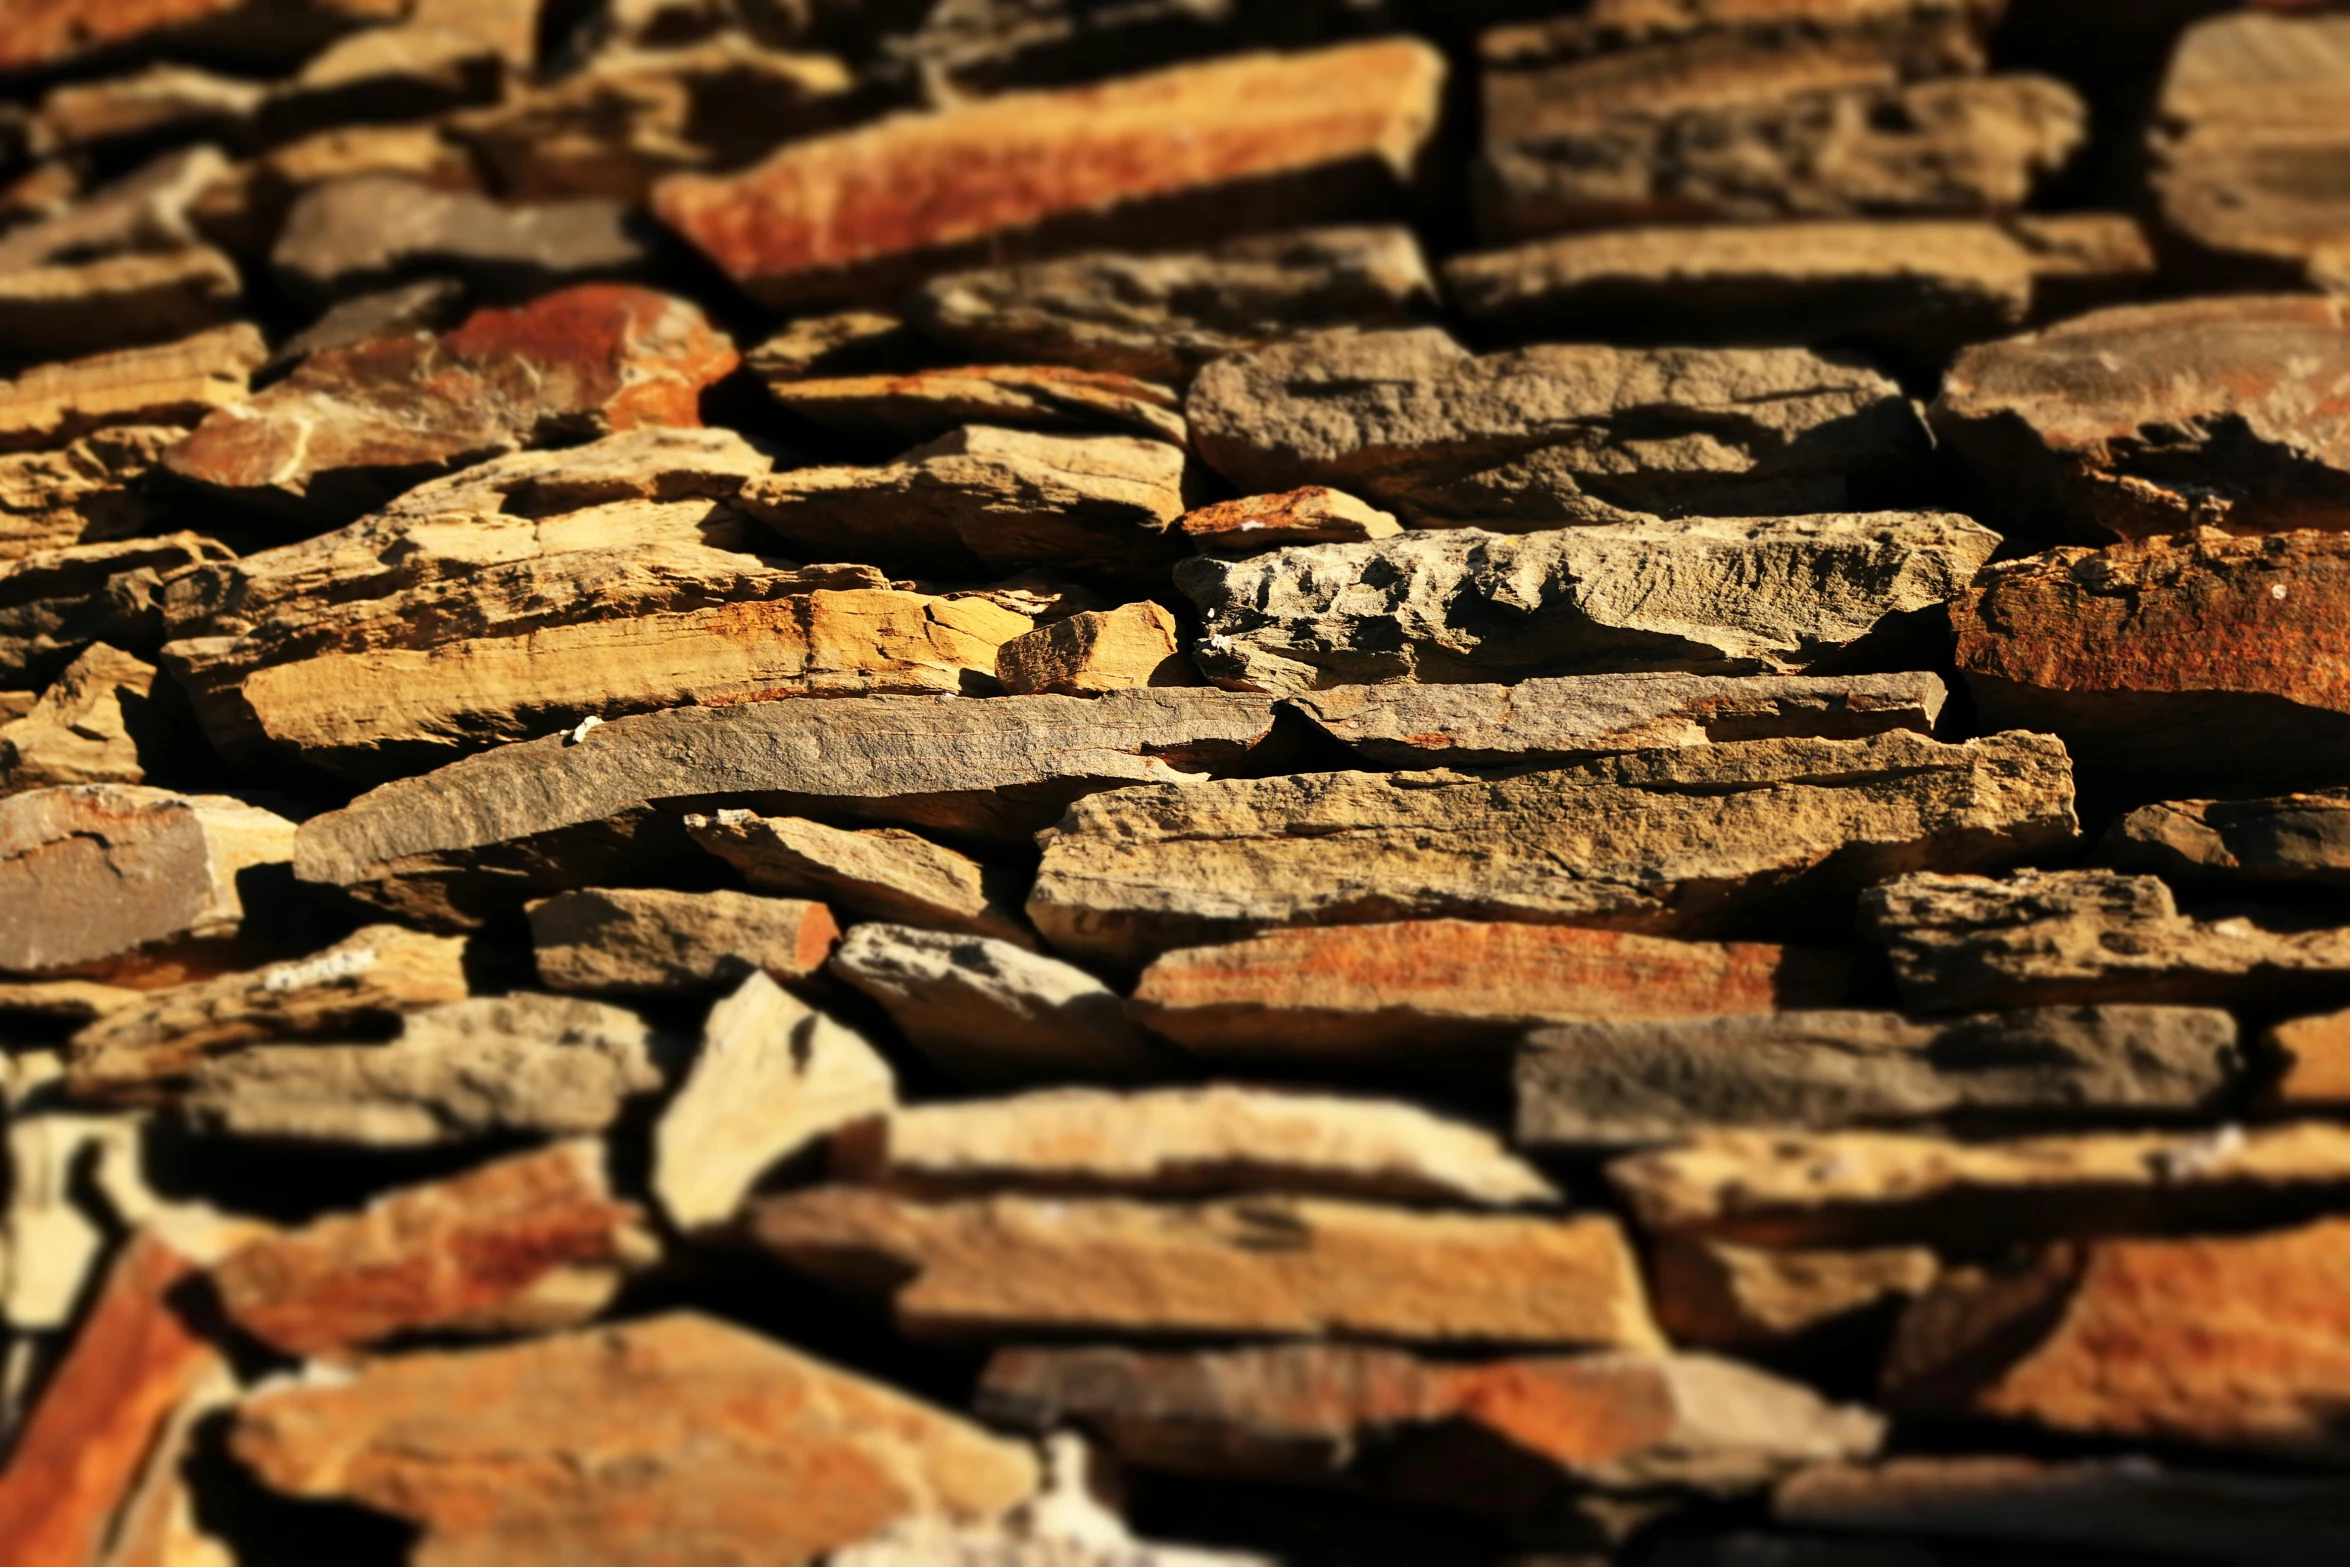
654,972,895,1232
2267,1008,2350,1108
995,600,1194,696
529,886,838,996
0,643,163,792
228,1313,1040,1566
0,530,234,684
0,424,182,561
1176,486,1400,551
752,1186,1661,1347
687,811,1029,945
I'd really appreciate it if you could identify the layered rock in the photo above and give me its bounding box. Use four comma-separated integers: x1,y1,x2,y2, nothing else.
229,1314,1040,1565
1186,328,1928,528
652,41,1446,306
1515,1007,2239,1147
0,424,182,561
1861,869,2350,1012
1175,486,1400,552
160,283,739,524
528,886,839,995
1128,921,1847,1060
906,226,1437,382
269,174,652,305
995,601,1192,696
0,643,163,791
1029,731,2078,969
1651,1239,1940,1350
2104,791,2350,889
289,689,1277,926
752,1187,1661,1347
0,324,262,454
761,364,1186,447
686,811,1031,945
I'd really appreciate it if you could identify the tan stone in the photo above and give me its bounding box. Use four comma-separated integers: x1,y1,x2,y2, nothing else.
30,64,264,157
996,601,1194,696
1608,1122,2350,1246
1030,732,2079,969
0,784,295,977
2268,1007,2350,1107
208,1141,654,1359
229,1313,1041,1565
0,325,264,455
0,246,243,363
752,1187,1661,1348
529,885,838,996
838,1086,1556,1207
0,148,227,275
686,810,1030,945
2104,790,2350,890
1884,1218,2350,1459
190,123,481,257
1128,920,1847,1061
1176,487,1400,551
1652,1238,1940,1350
0,643,159,793
0,530,234,685
654,41,1446,306
765,364,1186,446
0,425,180,561
744,309,919,381
0,0,401,74
654,972,895,1231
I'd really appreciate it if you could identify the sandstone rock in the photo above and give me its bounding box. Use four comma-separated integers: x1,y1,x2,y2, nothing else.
178,991,678,1146
686,811,1030,945
1290,672,1947,770
980,1344,1879,1503
290,689,1278,926
529,886,839,996
1884,1217,2350,1459
30,63,264,156
2,1075,145,1335
1861,869,2350,1012
255,24,505,144
451,35,854,202
270,175,651,307
0,325,263,455
2104,791,2350,889
1187,329,1928,528
996,600,1193,696
1516,1006,2239,1148
0,642,160,792
189,122,482,258
1179,515,1995,693
2150,12,2350,286
653,40,1445,306
1652,1239,1940,1350
266,277,469,371
838,1086,1556,1206
229,1313,1040,1565
65,925,473,1103
1176,486,1400,552
0,783,294,977
752,1187,1661,1347
0,0,399,74
908,226,1437,382
0,247,243,372
1444,217,2152,358
764,364,1186,446
744,309,925,381
208,1141,654,1359
1129,921,1847,1061
0,148,227,276
654,971,895,1231
1952,528,2350,792
0,531,234,685
2267,1008,2350,1108
1607,1122,2350,1246
0,425,181,561
1030,731,2078,969
739,425,1188,577
831,922,1160,1085
161,283,739,525
1775,1457,2350,1559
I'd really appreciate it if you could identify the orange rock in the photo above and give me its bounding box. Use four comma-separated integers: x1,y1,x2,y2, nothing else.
653,40,1445,306
0,0,401,74
995,601,1196,697
2268,1007,2350,1106
230,1313,1039,1564
0,1234,217,1564
1127,920,1845,1059
207,1141,652,1359
1176,486,1401,551
1885,1218,2350,1459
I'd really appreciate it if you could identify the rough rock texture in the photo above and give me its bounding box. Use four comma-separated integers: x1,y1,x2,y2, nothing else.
1128,921,1847,1061
528,885,840,995
653,41,1446,306
172,990,677,1145
1186,329,1928,529
1652,1239,1941,1350
0,424,182,561
831,922,1160,1085
206,1141,652,1358
763,364,1186,447
996,600,1193,696
1177,515,1997,692
269,175,651,306
0,642,162,792
1861,869,2350,1012
0,784,295,976
290,689,1278,927
1,530,234,685
2104,792,2350,889
907,226,1437,382
980,1345,1882,1505
229,1314,1041,1566
161,283,739,524
1884,1218,2350,1460
0,246,244,363
1952,528,2350,792
0,324,263,454
837,1087,1557,1207
1030,731,2079,968
653,971,895,1231
1933,297,2350,544
1289,672,1946,770
2150,12,2350,286
752,1187,1661,1347
1608,1123,2350,1246
686,811,1031,945
2269,1008,2350,1108
739,426,1188,578
1515,1007,2239,1147
1176,486,1400,551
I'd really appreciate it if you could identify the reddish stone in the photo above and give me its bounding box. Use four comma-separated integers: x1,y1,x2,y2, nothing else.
162,283,738,523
